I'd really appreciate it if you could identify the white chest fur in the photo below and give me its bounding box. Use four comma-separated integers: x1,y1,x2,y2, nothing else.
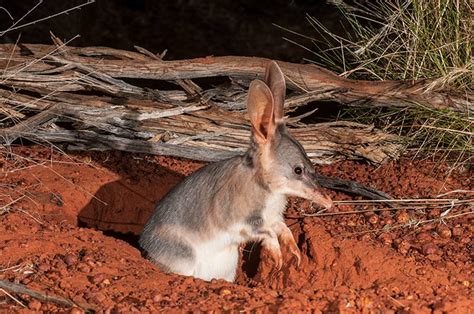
261,192,288,223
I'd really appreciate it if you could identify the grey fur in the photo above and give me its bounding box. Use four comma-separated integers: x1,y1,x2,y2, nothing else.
139,154,268,267
246,212,264,229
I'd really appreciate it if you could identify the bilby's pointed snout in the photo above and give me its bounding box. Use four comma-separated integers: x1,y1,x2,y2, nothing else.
309,188,333,210
317,192,333,210
305,172,333,210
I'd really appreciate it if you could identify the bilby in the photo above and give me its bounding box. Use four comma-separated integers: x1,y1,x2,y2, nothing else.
139,61,333,282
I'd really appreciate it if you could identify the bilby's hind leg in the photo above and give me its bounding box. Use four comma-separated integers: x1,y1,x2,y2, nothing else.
142,235,197,277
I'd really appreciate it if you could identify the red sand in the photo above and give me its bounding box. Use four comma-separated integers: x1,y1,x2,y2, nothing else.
0,146,472,312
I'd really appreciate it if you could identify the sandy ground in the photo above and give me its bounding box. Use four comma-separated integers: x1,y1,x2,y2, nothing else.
0,146,472,312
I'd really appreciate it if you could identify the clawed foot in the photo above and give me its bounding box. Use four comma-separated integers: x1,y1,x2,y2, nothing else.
288,242,301,268
279,229,301,268
257,223,302,271
267,246,283,270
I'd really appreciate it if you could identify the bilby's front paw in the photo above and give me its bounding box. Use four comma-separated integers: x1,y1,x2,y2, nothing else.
268,247,283,270
281,234,301,267
273,221,301,267
261,237,283,270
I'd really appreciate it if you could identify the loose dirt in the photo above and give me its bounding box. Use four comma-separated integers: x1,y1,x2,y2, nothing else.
0,146,472,312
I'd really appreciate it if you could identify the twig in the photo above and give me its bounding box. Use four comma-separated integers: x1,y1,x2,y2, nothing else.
315,174,393,201
0,288,26,308
436,190,474,197
0,195,25,212
0,1,96,37
0,279,94,310
345,211,474,236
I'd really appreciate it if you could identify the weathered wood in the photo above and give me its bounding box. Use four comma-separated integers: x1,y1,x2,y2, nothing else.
0,88,402,163
0,44,471,112
0,43,407,164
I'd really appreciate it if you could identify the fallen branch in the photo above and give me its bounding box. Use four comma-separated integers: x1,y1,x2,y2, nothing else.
0,42,404,164
0,279,94,311
0,44,471,112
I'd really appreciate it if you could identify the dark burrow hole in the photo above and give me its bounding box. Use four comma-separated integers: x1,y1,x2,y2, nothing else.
77,220,141,248
241,242,263,279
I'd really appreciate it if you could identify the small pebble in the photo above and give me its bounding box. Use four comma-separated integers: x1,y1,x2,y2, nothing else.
93,292,107,303
427,254,442,261
219,288,232,296
360,234,372,242
436,225,451,238
429,208,441,218
368,215,379,225
86,260,96,267
37,263,50,272
383,218,394,226
396,212,409,224
59,280,71,289
397,240,410,254
152,293,162,303
346,220,357,227
64,254,78,266
420,223,435,232
378,233,392,246
70,307,83,314
58,267,69,277
421,243,439,255
460,280,470,287
452,226,463,237
28,300,42,310
77,263,91,273
89,273,106,284
416,232,432,242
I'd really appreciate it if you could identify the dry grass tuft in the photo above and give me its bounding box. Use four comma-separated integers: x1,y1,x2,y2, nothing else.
301,0,473,91
280,0,473,167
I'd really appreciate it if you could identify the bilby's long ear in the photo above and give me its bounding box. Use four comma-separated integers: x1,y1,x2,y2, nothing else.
264,61,286,122
247,79,276,144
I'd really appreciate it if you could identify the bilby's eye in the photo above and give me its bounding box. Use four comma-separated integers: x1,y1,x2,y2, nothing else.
294,166,303,175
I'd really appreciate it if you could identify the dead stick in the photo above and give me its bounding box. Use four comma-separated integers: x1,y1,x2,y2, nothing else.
315,174,393,205
0,279,94,310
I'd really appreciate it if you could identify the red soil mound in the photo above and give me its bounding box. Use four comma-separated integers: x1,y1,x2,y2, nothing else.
0,146,472,312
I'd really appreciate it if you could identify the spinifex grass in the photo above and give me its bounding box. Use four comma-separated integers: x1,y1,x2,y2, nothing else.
340,103,473,167
299,0,473,89
280,0,473,166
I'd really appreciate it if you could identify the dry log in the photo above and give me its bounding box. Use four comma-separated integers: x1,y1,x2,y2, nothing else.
0,88,402,164
0,43,407,165
0,44,471,112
